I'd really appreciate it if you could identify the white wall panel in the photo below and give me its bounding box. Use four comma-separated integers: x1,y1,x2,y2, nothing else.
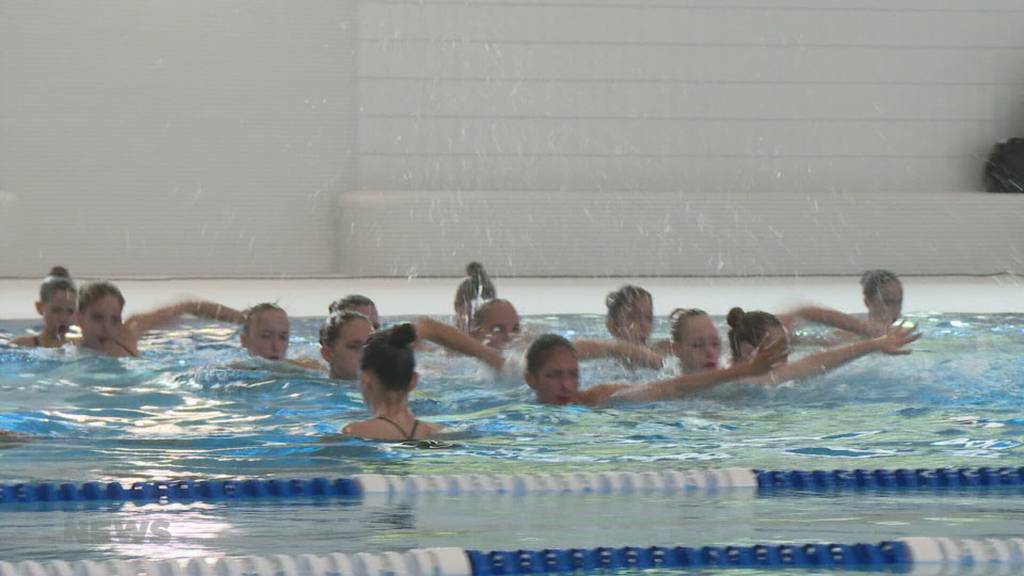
0,1,357,277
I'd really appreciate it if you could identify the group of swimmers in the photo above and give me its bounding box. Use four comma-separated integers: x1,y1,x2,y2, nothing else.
3,264,920,442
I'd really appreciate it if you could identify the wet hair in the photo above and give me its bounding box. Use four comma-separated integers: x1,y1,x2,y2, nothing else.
726,307,782,360
77,281,125,312
860,270,901,299
328,294,376,315
470,298,515,331
669,308,709,343
40,266,76,302
360,323,417,392
319,310,372,347
455,262,496,324
525,334,577,375
242,302,286,334
605,285,652,322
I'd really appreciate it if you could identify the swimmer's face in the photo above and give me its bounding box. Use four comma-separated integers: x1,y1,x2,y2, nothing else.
673,314,721,373
351,304,381,330
321,317,373,379
37,289,76,337
75,295,123,349
525,346,580,405
241,309,290,360
866,281,903,325
608,295,653,344
739,326,790,365
472,301,521,349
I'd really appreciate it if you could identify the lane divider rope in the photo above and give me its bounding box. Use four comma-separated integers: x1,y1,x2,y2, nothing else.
2,539,1024,575
0,467,1020,505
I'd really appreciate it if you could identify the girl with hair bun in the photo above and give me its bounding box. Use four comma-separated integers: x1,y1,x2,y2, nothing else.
10,266,78,348
342,323,442,441
725,306,920,384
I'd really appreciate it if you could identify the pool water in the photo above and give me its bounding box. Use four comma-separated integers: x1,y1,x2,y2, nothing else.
0,313,1022,564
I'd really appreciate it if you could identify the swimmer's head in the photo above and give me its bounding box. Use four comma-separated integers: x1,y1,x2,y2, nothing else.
37,266,77,337
329,294,380,330
726,307,789,364
605,285,653,345
861,270,903,325
75,281,126,349
669,308,721,373
359,323,418,406
454,262,496,332
241,303,290,361
470,298,521,349
319,310,374,379
524,334,580,405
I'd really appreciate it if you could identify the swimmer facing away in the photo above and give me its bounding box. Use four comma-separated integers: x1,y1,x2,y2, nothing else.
341,323,442,441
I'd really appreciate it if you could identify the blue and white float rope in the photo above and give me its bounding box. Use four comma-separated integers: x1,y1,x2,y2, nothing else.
0,539,1023,575
1,467,1022,505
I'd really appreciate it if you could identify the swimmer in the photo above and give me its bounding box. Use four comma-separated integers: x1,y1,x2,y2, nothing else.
341,323,442,441
779,270,906,341
10,266,77,348
239,303,295,362
469,298,521,349
668,308,722,373
454,262,497,332
725,307,919,384
523,333,786,407
319,310,374,379
606,285,674,354
75,281,243,358
329,295,380,330
466,298,662,368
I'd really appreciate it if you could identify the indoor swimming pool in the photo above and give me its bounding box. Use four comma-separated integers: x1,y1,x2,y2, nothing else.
0,311,1022,569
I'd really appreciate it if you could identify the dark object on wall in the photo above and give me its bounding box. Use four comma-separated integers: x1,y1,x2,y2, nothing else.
984,138,1024,193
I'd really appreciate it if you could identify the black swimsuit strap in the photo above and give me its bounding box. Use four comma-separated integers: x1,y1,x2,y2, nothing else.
376,415,419,441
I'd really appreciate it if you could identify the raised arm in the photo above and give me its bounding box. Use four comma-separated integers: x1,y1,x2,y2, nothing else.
573,339,664,369
602,337,788,404
778,305,880,337
765,326,920,383
125,300,243,337
413,317,505,371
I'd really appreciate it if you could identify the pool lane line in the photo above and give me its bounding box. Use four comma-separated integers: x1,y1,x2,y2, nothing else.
0,467,1021,505
2,539,1024,575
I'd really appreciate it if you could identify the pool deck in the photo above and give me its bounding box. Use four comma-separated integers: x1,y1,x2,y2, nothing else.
1,275,1021,320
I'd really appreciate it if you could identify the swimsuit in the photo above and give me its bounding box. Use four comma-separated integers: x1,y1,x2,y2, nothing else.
375,415,421,441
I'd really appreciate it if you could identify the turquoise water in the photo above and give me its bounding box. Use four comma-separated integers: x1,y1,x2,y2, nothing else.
0,313,1022,565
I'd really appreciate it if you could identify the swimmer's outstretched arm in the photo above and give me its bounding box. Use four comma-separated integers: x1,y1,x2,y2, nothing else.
573,340,664,369
592,337,788,405
413,317,505,370
125,300,244,338
778,305,880,337
765,326,920,384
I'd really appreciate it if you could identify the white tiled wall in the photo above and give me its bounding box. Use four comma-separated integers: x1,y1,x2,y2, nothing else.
356,0,1024,193
2,1,1022,277
0,1,357,277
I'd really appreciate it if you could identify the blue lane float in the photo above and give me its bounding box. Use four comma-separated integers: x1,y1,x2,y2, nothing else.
0,467,1022,506
0,539,1022,575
